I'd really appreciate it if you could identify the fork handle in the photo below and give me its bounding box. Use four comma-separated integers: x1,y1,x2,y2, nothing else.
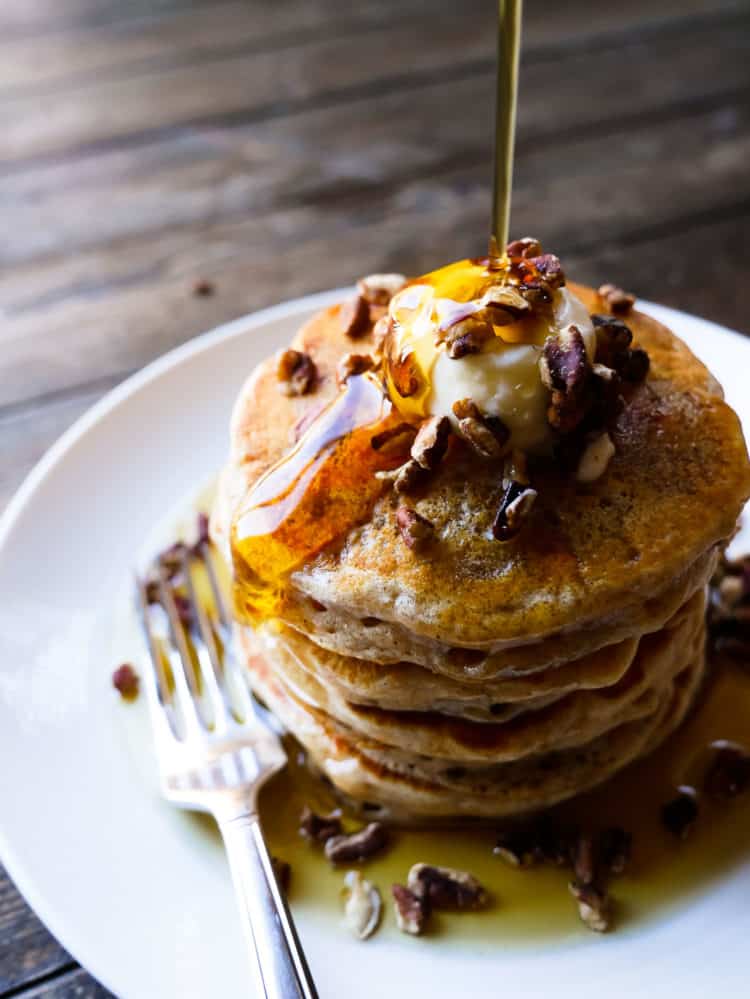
219,813,319,999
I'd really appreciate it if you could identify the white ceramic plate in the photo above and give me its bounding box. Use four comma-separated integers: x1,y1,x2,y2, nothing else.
0,291,748,999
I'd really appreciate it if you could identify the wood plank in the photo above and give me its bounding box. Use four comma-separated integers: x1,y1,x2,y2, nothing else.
0,868,72,995
0,0,470,97
1,7,748,165
2,17,749,267
0,0,190,37
10,965,111,998
0,387,112,513
0,93,748,409
0,0,742,96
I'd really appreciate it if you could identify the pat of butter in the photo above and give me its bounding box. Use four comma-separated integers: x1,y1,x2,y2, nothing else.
386,271,595,452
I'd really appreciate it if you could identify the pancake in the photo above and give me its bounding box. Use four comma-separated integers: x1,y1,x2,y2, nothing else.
249,589,703,723
243,634,706,821
258,547,715,678
213,271,748,821
244,590,703,763
215,285,748,661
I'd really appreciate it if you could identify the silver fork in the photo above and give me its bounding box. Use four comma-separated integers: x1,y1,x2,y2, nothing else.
136,539,318,999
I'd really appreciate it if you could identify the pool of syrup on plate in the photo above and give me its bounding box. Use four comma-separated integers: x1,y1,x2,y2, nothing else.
250,658,750,941
185,518,750,941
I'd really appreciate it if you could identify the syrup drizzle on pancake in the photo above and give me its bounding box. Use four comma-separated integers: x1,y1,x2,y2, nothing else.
231,373,409,624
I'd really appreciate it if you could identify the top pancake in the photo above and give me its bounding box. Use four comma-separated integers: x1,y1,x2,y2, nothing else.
217,283,750,650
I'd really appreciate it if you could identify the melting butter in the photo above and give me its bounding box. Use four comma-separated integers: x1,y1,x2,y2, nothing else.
385,258,595,451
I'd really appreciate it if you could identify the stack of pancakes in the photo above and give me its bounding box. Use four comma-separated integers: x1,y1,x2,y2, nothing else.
213,283,750,821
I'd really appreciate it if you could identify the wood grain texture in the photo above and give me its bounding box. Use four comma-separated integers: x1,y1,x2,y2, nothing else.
1,1,749,996
0,869,73,995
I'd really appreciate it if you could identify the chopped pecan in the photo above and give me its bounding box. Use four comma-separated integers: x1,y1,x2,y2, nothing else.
277,349,318,396
530,253,565,290
480,284,530,317
337,352,375,385
392,884,430,936
452,399,509,459
661,789,698,839
407,864,488,911
324,822,389,864
411,415,451,470
598,282,635,314
381,458,429,494
342,871,382,940
357,272,407,306
298,806,343,844
568,881,611,933
370,422,417,456
439,315,495,359
396,505,434,550
576,432,615,483
112,663,139,700
592,314,650,387
340,294,370,338
540,325,591,433
703,744,750,800
506,236,542,258
492,479,537,541
591,314,632,367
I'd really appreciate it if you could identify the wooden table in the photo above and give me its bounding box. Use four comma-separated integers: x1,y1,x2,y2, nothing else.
1,1,748,995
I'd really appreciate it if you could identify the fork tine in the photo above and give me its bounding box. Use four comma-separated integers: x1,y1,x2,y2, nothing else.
191,543,258,721
135,577,180,741
181,550,235,732
158,562,206,737
201,543,233,632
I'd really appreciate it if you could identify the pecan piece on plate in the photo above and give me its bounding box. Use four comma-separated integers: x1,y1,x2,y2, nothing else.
112,663,139,700
392,884,430,936
407,863,488,911
568,881,611,933
342,871,382,940
324,822,389,864
298,806,343,844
